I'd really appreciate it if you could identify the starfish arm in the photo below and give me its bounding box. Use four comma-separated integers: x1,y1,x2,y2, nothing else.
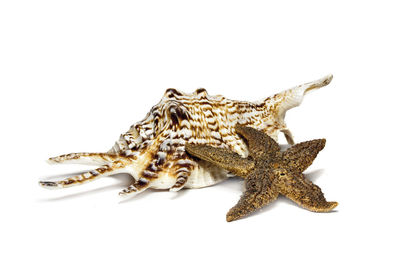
278,173,338,212
235,125,280,157
226,170,279,222
283,139,326,173
185,143,255,177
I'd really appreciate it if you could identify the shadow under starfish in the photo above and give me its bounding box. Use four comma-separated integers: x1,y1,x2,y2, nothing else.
185,125,338,222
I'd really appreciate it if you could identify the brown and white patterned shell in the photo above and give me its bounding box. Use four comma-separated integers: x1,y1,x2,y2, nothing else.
109,75,333,191
41,75,332,197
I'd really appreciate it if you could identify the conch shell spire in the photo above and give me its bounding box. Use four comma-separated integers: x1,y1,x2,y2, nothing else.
271,74,333,144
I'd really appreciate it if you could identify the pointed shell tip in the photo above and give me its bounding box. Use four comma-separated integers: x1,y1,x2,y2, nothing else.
324,74,333,85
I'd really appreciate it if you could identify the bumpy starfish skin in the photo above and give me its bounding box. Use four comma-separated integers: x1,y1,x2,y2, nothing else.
185,125,338,222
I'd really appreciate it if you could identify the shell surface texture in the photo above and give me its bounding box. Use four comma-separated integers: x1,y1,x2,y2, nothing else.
40,75,333,200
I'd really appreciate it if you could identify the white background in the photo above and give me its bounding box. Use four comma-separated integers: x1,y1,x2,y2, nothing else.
1,1,399,266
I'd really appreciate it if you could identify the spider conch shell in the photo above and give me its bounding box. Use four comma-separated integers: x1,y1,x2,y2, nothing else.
40,75,333,197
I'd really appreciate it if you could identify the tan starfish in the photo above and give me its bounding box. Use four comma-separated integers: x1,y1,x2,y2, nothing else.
185,125,338,222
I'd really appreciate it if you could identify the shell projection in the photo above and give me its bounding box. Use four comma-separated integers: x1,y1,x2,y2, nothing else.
40,75,333,198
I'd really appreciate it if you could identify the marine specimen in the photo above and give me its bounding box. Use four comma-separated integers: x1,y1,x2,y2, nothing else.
40,75,333,198
185,125,338,222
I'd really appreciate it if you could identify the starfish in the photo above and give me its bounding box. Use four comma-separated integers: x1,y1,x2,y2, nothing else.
185,125,338,222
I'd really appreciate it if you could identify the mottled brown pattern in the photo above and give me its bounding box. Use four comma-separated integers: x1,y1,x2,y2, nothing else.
40,75,333,198
185,143,254,178
185,125,338,222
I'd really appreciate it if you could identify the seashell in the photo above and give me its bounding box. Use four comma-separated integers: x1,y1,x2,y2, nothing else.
40,74,333,198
